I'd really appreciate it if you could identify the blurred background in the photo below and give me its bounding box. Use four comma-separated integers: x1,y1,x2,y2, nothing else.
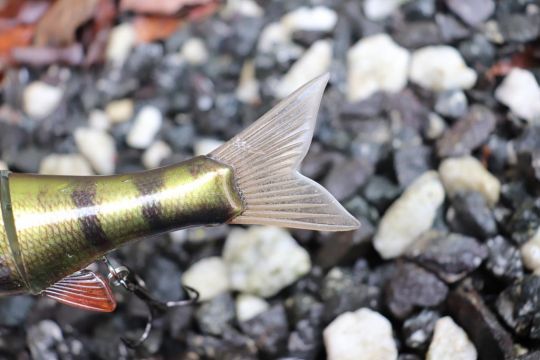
1,0,540,359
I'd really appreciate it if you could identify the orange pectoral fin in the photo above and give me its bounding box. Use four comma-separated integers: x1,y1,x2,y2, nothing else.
43,270,117,312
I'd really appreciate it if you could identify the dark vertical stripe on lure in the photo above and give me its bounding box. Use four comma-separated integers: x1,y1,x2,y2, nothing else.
71,183,111,250
133,172,168,230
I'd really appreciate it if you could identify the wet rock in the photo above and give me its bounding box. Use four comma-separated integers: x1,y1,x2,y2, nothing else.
288,310,323,359
127,106,163,149
27,320,64,360
436,105,496,158
486,236,524,282
180,38,208,66
409,46,477,91
439,156,501,206
498,12,540,43
385,262,448,319
323,308,397,360
347,34,410,102
0,296,35,327
394,21,441,49
435,90,468,119
105,98,134,124
74,127,116,175
449,191,497,239
145,255,183,302
275,40,332,98
181,256,230,301
223,227,311,297
507,199,540,245
323,158,374,202
363,176,401,210
408,232,488,283
393,145,433,188
496,275,540,339
142,140,172,169
39,153,94,176
196,293,236,336
23,81,63,119
236,294,269,323
240,304,289,357
459,34,496,67
448,283,515,360
402,0,436,20
426,316,477,360
495,68,540,124
106,23,136,66
445,0,494,26
435,13,471,42
402,309,440,350
374,171,445,259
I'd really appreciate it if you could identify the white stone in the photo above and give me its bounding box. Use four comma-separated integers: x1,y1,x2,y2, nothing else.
236,294,269,322
105,99,134,124
236,60,260,104
223,226,311,297
364,0,411,20
181,257,230,301
275,39,332,99
89,109,110,131
142,141,172,169
439,156,500,206
0,161,7,170
194,138,224,156
374,171,445,259
347,33,410,102
410,46,477,91
281,6,337,33
324,308,398,360
127,106,163,149
495,68,540,124
181,38,208,66
106,23,136,66
23,81,63,119
222,0,263,18
521,228,540,272
427,317,477,360
74,128,116,175
426,112,447,140
39,154,94,176
258,22,289,53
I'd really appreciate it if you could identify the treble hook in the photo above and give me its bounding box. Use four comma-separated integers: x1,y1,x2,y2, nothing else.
102,256,199,348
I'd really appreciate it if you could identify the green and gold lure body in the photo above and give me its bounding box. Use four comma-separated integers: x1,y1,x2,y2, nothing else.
0,75,360,311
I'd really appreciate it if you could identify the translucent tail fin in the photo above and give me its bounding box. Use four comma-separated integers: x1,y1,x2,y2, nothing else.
209,74,360,231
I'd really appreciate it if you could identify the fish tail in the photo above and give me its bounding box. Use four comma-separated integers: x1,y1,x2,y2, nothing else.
209,74,360,231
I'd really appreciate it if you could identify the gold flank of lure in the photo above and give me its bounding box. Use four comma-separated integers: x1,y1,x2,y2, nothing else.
0,74,360,311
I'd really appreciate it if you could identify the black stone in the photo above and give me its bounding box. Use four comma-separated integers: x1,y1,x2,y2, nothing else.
507,198,540,245
394,21,442,49
449,191,498,239
402,0,436,20
435,13,471,42
240,305,289,357
448,282,515,360
144,256,183,302
322,158,374,202
385,262,448,319
485,236,524,282
459,34,496,67
499,12,540,43
496,275,540,339
437,105,496,158
393,145,433,188
0,296,35,327
445,0,495,26
402,309,440,350
435,90,468,119
408,233,488,283
195,293,236,336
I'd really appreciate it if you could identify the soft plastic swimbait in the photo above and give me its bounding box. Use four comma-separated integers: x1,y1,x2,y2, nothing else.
0,74,359,312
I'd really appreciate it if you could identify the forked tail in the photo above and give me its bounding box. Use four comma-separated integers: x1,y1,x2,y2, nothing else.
209,74,360,231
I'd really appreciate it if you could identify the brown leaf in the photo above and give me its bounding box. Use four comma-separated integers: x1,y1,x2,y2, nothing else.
11,44,84,66
34,0,99,47
0,25,34,55
83,0,116,66
133,16,182,43
120,0,212,15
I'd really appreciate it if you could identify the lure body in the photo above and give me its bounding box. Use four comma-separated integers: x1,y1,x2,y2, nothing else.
0,74,360,310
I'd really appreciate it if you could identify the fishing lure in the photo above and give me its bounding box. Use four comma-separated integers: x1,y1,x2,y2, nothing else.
0,74,359,314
